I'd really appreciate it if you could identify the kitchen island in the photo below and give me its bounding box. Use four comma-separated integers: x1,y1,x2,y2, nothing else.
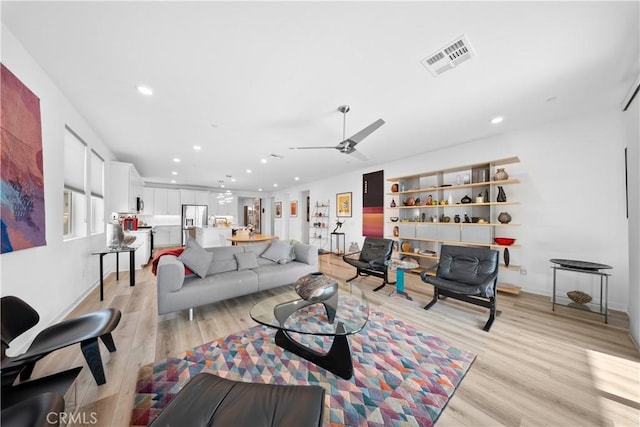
195,226,233,248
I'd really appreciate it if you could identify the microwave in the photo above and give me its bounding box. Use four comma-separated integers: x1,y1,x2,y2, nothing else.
136,196,144,212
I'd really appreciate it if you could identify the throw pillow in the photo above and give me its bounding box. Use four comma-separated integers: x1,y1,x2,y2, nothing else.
235,252,259,271
285,239,298,261
261,239,293,264
178,239,213,278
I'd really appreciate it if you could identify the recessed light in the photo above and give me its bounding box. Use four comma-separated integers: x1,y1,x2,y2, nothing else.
170,180,176,184
220,184,225,188
294,177,300,181
273,183,278,187
193,145,202,151
258,188,262,192
171,171,178,175
136,85,153,96
261,158,267,164
173,158,181,163
246,169,252,174
231,178,236,182
490,116,504,124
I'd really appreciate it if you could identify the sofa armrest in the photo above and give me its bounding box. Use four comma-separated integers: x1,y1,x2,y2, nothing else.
157,255,186,293
294,243,318,267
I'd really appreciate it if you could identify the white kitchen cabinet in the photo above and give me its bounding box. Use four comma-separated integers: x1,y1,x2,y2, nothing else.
154,225,182,247
109,161,144,213
153,189,181,215
195,190,210,206
143,188,154,214
117,229,150,270
168,226,182,246
180,189,195,205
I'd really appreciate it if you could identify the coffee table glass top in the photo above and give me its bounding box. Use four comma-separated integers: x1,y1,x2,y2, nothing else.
250,281,368,336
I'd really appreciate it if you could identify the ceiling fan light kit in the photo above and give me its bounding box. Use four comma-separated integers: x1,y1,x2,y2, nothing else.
289,105,384,161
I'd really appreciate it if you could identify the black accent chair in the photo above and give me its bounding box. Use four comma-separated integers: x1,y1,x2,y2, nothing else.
149,372,325,427
1,296,121,386
420,245,499,331
1,392,65,427
343,237,395,291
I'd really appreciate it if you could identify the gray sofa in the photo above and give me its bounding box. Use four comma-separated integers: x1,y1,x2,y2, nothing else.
156,240,318,318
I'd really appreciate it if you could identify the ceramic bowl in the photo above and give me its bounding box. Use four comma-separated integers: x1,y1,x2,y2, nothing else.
390,217,399,222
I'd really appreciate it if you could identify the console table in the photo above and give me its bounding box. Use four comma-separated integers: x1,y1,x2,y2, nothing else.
92,246,137,301
550,259,612,323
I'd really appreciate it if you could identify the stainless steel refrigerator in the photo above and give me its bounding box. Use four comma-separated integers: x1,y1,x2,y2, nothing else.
181,204,208,245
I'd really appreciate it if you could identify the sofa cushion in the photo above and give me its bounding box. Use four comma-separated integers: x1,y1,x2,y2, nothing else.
261,240,293,264
235,252,259,271
178,239,213,278
207,246,245,275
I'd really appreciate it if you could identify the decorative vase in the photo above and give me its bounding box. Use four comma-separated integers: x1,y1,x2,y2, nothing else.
390,199,396,207
454,214,461,223
498,212,512,224
497,186,507,202
391,183,399,193
295,272,338,302
393,226,399,237
493,168,509,181
504,248,510,267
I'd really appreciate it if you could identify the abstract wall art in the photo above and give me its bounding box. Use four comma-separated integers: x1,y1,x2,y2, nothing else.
362,170,384,237
1,63,46,254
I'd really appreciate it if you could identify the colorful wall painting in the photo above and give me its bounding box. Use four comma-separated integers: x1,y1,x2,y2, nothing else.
362,170,384,238
1,63,46,254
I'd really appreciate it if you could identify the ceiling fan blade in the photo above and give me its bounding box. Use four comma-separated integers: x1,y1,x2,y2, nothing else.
350,150,369,161
346,119,385,145
289,146,337,150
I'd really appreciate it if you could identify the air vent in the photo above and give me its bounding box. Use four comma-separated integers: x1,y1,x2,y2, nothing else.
421,34,476,77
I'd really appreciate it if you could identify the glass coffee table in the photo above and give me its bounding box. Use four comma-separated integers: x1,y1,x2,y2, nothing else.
250,280,368,380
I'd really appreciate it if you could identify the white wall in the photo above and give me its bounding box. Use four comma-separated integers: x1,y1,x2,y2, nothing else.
0,28,118,352
623,89,639,346
281,109,630,311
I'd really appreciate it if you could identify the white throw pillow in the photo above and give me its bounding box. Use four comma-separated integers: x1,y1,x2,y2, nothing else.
260,240,293,264
178,239,213,278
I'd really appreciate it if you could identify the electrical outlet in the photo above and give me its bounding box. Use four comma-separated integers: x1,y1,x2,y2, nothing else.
520,267,527,275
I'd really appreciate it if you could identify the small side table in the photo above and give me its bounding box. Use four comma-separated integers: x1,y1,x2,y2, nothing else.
330,232,345,256
385,259,419,300
550,259,612,323
92,246,137,301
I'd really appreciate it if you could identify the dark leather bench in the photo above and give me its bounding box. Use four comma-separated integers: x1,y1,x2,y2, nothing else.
149,372,325,427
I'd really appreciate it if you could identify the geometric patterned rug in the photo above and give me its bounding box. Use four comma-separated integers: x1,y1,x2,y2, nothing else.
131,309,475,427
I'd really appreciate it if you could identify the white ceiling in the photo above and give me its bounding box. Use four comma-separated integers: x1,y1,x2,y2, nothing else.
2,1,638,192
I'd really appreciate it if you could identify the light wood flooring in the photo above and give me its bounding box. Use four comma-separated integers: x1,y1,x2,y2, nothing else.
21,253,640,426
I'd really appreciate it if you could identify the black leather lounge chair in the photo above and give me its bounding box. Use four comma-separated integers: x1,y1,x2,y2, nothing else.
1,392,65,427
421,245,499,331
1,296,121,386
343,237,395,291
149,372,325,427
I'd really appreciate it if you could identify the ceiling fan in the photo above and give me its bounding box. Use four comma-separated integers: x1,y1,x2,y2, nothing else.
289,105,385,161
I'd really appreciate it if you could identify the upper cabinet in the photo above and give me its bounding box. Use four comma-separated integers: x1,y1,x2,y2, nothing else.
180,189,210,207
153,188,181,215
109,161,144,213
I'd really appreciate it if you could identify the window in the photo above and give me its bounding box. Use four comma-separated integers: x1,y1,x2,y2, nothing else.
63,127,87,239
90,150,105,235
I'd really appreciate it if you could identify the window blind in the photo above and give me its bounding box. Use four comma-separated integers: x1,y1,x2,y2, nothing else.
90,149,104,197
64,127,86,193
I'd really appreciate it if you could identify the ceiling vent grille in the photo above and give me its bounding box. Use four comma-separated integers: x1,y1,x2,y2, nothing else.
421,34,476,77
